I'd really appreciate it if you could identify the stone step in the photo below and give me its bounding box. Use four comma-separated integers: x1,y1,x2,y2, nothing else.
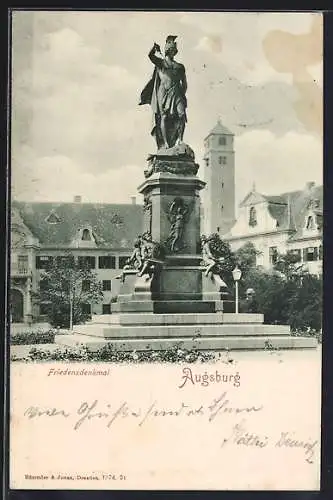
71,323,291,339
55,333,317,352
90,313,264,325
113,300,232,314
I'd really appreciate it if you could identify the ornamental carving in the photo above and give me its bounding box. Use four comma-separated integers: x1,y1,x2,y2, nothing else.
164,197,195,253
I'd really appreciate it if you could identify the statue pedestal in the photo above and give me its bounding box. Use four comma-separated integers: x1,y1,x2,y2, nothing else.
138,171,205,304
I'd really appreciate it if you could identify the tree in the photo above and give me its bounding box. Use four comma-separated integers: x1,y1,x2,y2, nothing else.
273,250,305,279
238,258,322,332
33,253,103,328
235,242,262,277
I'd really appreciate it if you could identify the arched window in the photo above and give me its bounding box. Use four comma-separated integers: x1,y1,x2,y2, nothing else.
249,206,257,227
82,229,91,241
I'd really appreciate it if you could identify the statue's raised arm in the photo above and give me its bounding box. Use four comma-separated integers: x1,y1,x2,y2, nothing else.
139,35,188,150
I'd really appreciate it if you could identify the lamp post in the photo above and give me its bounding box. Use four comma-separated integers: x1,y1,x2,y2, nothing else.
232,265,242,314
69,281,73,331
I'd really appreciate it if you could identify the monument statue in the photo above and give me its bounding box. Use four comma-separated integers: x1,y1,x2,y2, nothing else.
201,235,227,287
116,233,165,282
125,238,143,271
139,35,187,149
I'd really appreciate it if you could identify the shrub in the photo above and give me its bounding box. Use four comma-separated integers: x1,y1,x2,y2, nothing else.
239,267,322,333
10,329,55,345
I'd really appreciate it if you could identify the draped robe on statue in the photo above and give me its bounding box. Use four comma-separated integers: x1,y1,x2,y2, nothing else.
139,63,187,149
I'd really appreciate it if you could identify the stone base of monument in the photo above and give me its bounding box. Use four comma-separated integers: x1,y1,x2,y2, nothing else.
55,311,317,352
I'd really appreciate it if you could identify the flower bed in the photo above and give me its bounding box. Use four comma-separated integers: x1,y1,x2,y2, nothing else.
291,328,322,343
11,343,226,363
10,329,56,345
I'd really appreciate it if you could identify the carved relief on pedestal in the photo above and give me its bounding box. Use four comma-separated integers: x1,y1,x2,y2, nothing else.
143,195,152,234
164,197,195,253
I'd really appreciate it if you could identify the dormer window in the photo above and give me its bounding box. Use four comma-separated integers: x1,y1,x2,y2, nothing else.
307,198,320,210
45,211,61,224
249,206,257,227
218,136,226,146
82,228,91,241
306,216,315,230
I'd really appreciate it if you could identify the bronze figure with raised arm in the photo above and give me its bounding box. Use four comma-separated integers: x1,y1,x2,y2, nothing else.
139,35,188,149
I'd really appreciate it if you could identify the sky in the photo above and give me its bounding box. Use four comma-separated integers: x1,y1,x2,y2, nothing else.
11,10,323,207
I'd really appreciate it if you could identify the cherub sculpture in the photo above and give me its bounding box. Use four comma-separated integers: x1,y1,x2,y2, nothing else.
201,235,227,287
125,238,143,270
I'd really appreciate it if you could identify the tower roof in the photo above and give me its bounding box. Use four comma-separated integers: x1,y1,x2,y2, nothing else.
205,120,233,139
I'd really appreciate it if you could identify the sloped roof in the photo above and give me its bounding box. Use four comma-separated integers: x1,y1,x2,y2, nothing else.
238,184,323,234
283,184,323,240
205,120,233,139
12,201,143,249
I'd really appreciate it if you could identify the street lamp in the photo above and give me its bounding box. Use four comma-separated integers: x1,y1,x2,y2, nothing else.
69,281,73,331
232,265,242,314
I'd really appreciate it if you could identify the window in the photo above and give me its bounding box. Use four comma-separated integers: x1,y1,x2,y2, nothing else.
82,228,91,241
221,205,224,212
218,136,226,146
82,280,91,292
221,182,224,189
45,211,61,224
81,303,91,315
119,256,131,269
249,206,257,227
78,256,96,269
18,255,28,273
36,256,53,269
304,247,318,262
102,304,111,314
98,256,116,269
218,156,227,165
56,256,74,267
205,158,209,167
269,246,278,265
102,280,111,291
306,216,315,230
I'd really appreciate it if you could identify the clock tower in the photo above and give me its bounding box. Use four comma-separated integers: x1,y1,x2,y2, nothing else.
203,120,236,236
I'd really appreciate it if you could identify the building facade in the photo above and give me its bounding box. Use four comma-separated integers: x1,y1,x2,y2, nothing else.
10,197,142,323
202,121,323,275
225,182,323,274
